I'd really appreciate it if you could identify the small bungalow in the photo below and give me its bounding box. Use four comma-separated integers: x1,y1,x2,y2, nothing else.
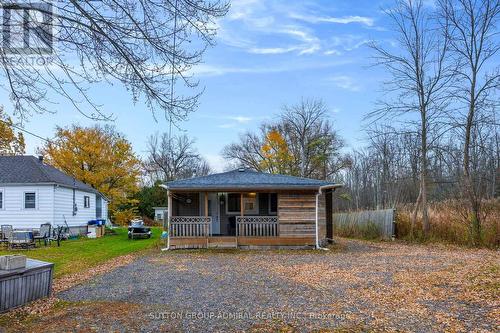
163,168,341,249
0,155,108,234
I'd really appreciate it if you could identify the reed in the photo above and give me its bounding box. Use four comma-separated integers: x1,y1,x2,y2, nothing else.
395,199,500,248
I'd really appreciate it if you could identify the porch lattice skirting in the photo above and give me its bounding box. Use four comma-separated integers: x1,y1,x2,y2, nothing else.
170,217,212,237
236,216,278,237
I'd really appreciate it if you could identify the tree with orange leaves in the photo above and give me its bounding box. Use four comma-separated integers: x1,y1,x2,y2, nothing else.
0,106,25,156
39,125,141,224
260,129,294,174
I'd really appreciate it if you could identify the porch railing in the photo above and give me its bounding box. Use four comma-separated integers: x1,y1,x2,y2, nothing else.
236,216,278,237
170,217,212,237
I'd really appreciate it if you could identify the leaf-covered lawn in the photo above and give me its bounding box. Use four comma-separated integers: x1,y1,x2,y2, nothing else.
0,227,162,278
1,238,498,332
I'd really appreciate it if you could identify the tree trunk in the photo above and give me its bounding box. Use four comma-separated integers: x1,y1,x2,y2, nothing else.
463,74,481,246
421,173,430,234
420,114,430,235
411,188,422,238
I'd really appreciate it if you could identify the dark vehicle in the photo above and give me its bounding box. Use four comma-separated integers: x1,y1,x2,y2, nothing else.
127,219,152,239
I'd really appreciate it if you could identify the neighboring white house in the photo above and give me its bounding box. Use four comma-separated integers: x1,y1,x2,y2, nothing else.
0,155,108,232
153,207,168,221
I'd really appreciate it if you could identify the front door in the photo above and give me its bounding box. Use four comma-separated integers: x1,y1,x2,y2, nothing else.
208,193,220,235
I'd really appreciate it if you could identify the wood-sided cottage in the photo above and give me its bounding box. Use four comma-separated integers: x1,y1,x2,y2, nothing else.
163,168,341,249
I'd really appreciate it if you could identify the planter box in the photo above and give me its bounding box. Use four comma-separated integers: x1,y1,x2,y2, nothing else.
0,259,54,313
0,255,27,270
88,226,104,238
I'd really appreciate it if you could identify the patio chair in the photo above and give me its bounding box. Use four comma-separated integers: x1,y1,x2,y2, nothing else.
34,223,52,246
1,225,13,246
8,230,36,250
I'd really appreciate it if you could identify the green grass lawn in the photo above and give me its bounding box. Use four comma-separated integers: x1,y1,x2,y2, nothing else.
0,227,162,278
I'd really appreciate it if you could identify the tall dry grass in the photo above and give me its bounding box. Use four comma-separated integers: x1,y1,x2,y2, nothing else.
396,199,500,248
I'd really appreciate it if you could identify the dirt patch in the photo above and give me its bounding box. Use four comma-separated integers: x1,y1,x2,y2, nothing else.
0,253,141,331
2,239,498,332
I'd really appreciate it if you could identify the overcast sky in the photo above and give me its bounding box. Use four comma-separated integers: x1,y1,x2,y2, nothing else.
17,0,403,171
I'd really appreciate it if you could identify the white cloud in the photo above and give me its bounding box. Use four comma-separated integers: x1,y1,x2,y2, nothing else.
228,116,253,123
191,59,353,77
328,75,361,91
324,49,342,56
217,1,323,56
248,46,299,54
329,35,369,52
290,13,375,26
218,123,237,129
203,154,226,172
198,114,262,129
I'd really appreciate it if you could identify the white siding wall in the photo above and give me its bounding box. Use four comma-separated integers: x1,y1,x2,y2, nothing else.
101,199,108,222
0,185,55,229
0,185,108,229
53,187,97,227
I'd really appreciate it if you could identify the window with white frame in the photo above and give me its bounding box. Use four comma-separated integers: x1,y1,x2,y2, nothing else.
24,192,36,209
226,193,258,214
84,196,90,208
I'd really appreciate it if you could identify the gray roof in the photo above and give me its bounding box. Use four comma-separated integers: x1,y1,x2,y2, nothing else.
0,155,100,195
166,168,339,191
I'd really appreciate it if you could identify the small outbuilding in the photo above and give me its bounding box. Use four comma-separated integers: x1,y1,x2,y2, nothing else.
153,207,168,222
163,168,341,249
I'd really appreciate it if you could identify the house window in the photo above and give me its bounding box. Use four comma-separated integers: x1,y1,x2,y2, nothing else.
227,193,240,213
0,190,3,209
269,193,278,214
96,195,102,219
24,192,36,209
84,196,90,208
226,193,258,214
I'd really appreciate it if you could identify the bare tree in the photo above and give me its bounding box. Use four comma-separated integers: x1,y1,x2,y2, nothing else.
222,127,268,171
222,99,349,180
368,0,453,236
145,133,211,182
439,0,500,245
280,98,349,179
0,0,228,121
281,99,328,177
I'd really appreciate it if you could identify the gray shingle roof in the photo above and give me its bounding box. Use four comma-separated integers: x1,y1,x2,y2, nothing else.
166,168,339,191
0,155,99,194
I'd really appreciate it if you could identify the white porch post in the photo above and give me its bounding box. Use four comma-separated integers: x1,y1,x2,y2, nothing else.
167,190,172,249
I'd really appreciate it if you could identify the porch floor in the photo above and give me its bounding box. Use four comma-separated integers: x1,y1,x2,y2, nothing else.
169,236,315,249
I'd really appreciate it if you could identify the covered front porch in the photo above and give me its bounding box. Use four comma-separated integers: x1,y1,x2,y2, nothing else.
162,168,339,249
166,191,320,248
169,192,278,237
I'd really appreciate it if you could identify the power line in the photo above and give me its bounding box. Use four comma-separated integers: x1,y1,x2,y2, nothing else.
0,118,52,144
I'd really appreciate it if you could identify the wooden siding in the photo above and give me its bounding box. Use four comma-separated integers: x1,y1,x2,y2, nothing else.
318,192,327,242
278,192,317,238
169,236,315,249
238,236,315,246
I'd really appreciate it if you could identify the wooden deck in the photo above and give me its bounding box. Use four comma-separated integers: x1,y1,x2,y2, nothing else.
169,236,315,249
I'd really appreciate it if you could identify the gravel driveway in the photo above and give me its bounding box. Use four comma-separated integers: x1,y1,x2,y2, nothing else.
52,239,500,332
